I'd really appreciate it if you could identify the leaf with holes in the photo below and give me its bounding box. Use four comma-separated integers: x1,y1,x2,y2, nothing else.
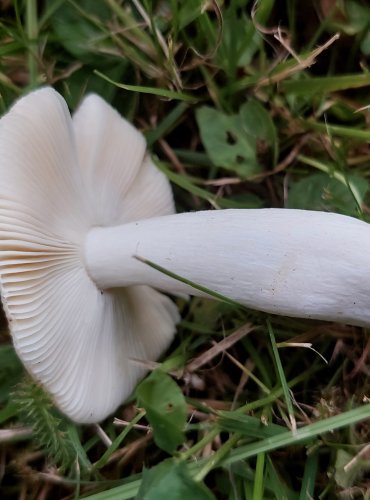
196,106,257,176
196,102,276,177
239,100,278,166
136,370,187,454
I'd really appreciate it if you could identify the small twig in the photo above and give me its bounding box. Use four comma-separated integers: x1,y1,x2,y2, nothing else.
251,1,290,37
37,483,53,500
108,434,152,467
0,427,32,443
232,358,256,410
349,335,370,378
251,134,311,182
131,0,169,58
113,418,150,431
274,26,302,63
93,423,112,448
203,177,241,187
186,323,256,373
224,350,270,395
257,33,340,87
131,0,182,88
344,443,370,472
159,139,200,207
36,471,69,485
277,342,328,364
159,139,187,176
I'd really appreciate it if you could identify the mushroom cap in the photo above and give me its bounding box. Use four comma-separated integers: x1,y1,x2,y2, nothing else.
0,88,179,423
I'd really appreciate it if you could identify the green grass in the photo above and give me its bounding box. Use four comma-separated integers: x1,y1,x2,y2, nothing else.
1,0,370,498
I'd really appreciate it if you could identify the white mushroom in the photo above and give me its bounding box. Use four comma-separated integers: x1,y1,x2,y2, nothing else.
0,87,368,423
0,88,178,423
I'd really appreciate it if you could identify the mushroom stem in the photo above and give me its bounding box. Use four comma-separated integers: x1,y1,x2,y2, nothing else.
85,208,370,327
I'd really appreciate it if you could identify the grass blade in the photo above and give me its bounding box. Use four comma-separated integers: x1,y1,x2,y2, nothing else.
221,404,370,466
94,70,197,102
267,320,296,432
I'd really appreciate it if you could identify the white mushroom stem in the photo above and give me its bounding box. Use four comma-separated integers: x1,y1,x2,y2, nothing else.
85,208,370,327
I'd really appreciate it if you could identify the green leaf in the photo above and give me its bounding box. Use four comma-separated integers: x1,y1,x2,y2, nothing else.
137,460,215,500
287,172,368,215
46,0,115,64
197,100,276,175
196,106,256,176
239,100,278,166
347,0,370,30
217,10,260,74
136,370,187,454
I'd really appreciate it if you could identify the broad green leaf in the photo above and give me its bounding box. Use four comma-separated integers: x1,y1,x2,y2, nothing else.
287,172,368,215
137,460,215,500
196,101,276,176
345,0,370,53
196,106,257,176
136,370,186,454
47,0,115,64
239,100,278,165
